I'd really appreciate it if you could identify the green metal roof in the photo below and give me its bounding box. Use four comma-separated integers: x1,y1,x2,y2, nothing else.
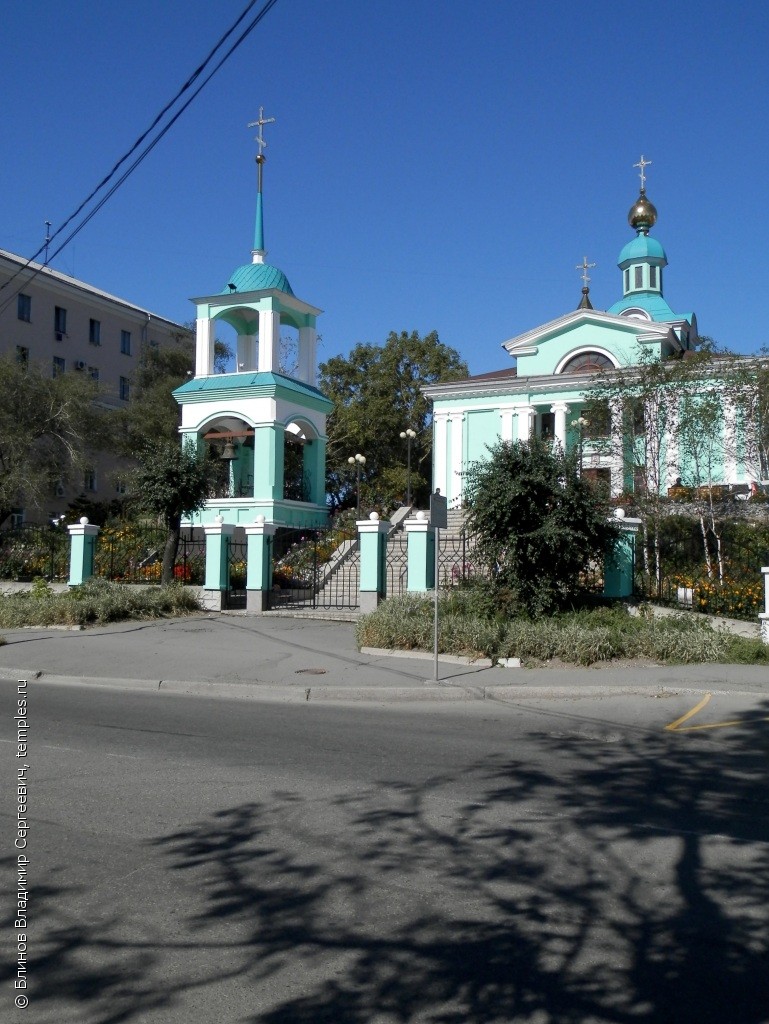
223,262,294,296
173,371,332,409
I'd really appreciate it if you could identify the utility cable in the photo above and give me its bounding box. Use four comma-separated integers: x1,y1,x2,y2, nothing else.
0,0,280,314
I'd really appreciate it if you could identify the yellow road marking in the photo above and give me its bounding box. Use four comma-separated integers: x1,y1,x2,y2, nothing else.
665,692,769,733
675,715,769,733
665,693,711,732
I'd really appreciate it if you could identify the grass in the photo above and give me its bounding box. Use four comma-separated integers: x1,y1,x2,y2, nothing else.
355,593,769,667
0,578,202,629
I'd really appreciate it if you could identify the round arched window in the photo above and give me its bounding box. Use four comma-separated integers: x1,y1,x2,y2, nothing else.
560,351,614,374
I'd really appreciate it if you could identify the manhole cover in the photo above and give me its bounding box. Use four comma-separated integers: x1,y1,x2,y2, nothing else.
295,668,327,675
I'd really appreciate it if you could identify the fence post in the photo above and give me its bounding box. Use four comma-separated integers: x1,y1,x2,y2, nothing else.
760,566,769,644
67,517,100,586
357,512,390,612
404,511,436,593
245,515,277,613
202,515,234,611
604,509,642,599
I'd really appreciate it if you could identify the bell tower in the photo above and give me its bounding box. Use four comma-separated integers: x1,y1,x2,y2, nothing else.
174,110,331,528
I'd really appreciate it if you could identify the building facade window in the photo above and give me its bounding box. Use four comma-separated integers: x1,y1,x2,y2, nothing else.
16,346,29,367
649,266,658,289
89,319,101,345
624,269,630,293
634,266,643,289
120,330,131,355
88,366,100,382
560,351,614,374
119,376,130,401
54,306,67,337
540,412,555,440
83,468,97,492
17,294,31,322
52,356,66,377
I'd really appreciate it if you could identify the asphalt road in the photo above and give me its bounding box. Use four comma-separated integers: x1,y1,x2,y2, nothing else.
2,681,769,1024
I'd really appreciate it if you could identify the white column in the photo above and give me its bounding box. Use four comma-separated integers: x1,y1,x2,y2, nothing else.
723,397,737,483
551,402,570,450
195,317,214,376
433,413,449,498
665,398,679,491
449,413,464,502
258,308,280,373
515,405,536,442
236,334,256,372
760,567,769,644
500,407,514,443
297,325,317,384
610,399,624,496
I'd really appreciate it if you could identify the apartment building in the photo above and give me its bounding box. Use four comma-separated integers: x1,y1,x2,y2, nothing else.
0,248,192,522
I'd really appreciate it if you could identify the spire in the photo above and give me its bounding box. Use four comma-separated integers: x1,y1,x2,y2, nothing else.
247,106,275,265
575,256,595,310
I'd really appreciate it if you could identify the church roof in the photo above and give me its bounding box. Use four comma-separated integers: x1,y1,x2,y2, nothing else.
618,233,666,265
224,262,294,296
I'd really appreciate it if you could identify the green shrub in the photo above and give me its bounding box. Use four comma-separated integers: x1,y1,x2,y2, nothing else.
357,595,767,667
0,579,201,629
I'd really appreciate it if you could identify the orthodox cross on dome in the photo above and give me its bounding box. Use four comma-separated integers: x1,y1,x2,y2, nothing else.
633,154,652,192
576,256,596,288
248,106,276,159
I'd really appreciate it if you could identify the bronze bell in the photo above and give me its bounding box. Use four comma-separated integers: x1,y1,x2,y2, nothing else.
220,439,238,461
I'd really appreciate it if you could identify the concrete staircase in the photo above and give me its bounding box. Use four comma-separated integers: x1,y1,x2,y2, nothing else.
314,506,472,606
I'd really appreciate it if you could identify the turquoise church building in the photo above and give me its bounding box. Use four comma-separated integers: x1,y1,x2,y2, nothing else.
173,114,331,529
422,165,743,504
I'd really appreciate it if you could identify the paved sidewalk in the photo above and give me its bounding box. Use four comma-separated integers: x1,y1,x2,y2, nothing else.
0,612,766,703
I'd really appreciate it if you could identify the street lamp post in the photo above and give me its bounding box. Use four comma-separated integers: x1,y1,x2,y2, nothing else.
399,428,416,506
571,416,589,476
348,453,366,518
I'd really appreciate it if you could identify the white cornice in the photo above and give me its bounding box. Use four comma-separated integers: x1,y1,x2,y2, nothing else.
502,308,671,356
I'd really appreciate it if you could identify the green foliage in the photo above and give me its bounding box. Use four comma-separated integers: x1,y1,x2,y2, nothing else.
130,438,213,584
319,330,468,512
132,439,211,529
116,341,194,452
0,355,104,525
0,578,201,629
464,437,618,616
355,595,768,666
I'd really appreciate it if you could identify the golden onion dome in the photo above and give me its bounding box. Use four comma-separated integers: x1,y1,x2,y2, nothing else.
628,190,658,232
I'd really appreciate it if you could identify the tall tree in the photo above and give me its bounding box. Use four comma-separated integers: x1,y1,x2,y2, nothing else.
319,330,468,511
0,356,103,525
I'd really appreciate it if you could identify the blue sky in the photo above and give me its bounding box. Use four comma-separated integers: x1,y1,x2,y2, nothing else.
3,1,768,375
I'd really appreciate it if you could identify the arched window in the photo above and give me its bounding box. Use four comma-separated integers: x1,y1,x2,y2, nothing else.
559,351,614,374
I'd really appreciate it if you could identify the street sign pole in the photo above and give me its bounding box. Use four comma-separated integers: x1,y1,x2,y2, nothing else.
429,491,447,683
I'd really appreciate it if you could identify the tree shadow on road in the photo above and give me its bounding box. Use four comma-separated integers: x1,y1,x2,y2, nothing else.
20,699,769,1023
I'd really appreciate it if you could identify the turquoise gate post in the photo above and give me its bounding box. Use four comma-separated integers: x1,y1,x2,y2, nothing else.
245,515,277,613
203,515,234,611
67,517,100,586
603,509,642,599
760,566,769,644
357,512,389,612
404,511,436,593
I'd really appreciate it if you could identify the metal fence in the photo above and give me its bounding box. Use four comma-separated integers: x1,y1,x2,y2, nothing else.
633,516,768,621
0,524,69,582
269,525,359,610
94,525,206,585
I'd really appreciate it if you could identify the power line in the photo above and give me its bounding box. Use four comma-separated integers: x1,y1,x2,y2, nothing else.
0,0,280,314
